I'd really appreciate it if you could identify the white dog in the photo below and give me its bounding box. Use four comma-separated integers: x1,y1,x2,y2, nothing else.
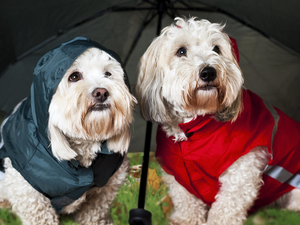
0,37,136,225
135,17,300,225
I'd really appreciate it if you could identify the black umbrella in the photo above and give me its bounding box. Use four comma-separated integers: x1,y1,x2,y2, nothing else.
1,0,300,152
1,1,300,224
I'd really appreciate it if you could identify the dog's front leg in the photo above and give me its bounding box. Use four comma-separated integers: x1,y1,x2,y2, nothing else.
205,147,269,225
73,157,129,225
3,161,59,225
163,173,208,225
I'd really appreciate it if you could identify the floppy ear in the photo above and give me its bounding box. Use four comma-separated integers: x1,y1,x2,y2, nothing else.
107,128,131,155
48,122,77,161
215,89,243,122
214,35,244,122
135,35,173,124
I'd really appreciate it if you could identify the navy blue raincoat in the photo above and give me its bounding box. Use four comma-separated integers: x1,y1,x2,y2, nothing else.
0,37,130,213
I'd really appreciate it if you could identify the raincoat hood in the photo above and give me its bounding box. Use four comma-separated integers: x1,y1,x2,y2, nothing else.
0,37,130,213
31,36,131,148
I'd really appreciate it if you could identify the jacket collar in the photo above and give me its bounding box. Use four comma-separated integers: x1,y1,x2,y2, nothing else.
178,114,215,134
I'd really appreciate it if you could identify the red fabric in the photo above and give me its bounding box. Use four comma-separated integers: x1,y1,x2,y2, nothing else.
155,90,300,210
253,107,300,209
230,37,239,63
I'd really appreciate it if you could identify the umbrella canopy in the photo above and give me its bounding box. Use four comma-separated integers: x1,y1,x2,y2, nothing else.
1,0,300,152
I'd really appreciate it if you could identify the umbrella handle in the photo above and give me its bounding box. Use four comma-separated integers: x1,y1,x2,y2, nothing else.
129,2,163,223
128,208,152,225
128,121,153,225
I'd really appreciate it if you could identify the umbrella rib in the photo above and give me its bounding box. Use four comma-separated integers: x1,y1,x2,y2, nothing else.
111,7,156,11
177,0,217,11
165,9,176,19
123,9,158,67
176,0,291,49
15,3,156,62
168,5,181,18
142,0,157,6
178,0,195,9
166,0,182,7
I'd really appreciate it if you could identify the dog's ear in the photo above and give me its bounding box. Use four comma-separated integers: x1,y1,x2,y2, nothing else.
135,35,173,124
214,34,244,122
215,89,243,122
48,123,77,161
107,128,131,155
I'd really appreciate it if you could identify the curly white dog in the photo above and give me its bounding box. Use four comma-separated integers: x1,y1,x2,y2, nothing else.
0,37,136,225
135,17,300,225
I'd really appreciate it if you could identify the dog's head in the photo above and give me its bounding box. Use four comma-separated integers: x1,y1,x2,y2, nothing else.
48,47,136,160
136,17,243,125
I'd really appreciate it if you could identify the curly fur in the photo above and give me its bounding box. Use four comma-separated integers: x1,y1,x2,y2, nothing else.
135,17,300,225
135,17,243,142
0,48,136,225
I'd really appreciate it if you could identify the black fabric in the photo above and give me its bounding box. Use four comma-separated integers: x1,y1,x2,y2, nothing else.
0,159,4,172
91,152,124,187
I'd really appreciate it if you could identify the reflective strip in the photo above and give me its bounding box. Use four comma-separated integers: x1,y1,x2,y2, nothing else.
263,101,280,159
288,174,300,189
262,102,300,189
264,165,300,189
264,165,293,183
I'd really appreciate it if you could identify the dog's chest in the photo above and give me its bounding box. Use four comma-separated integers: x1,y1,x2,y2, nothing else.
156,90,279,205
68,139,101,167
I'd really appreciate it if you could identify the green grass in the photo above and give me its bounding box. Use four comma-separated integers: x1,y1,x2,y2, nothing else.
245,208,300,225
110,175,168,225
110,152,169,225
0,209,21,225
1,112,300,224
59,216,79,225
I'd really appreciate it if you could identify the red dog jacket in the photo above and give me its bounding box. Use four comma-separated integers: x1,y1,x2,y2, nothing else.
156,89,300,210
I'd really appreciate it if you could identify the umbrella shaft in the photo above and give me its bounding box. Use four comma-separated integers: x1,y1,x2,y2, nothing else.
138,121,152,208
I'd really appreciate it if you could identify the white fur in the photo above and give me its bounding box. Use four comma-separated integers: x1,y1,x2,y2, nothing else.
136,17,243,142
135,17,300,225
0,48,136,225
49,48,136,161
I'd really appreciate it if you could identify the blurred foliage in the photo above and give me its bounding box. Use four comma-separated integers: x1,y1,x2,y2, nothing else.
0,209,21,225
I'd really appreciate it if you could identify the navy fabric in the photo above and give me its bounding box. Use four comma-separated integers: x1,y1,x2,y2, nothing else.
0,37,128,213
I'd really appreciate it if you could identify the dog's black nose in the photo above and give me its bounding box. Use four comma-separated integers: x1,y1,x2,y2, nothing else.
200,66,217,82
92,88,109,102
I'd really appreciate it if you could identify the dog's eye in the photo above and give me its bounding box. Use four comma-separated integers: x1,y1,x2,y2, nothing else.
176,47,187,57
213,46,220,54
104,71,112,77
68,72,82,82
